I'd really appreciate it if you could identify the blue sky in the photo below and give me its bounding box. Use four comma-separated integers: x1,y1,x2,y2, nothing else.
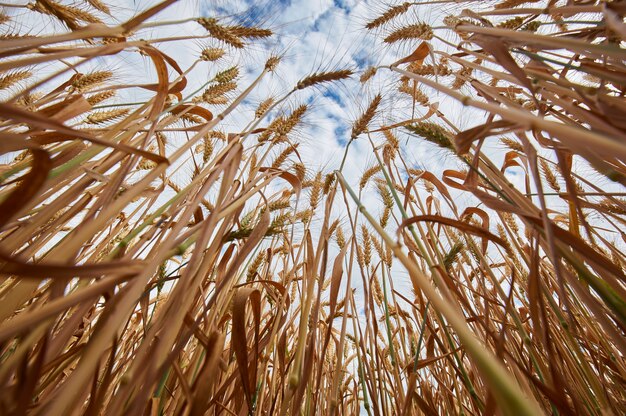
192,0,382,171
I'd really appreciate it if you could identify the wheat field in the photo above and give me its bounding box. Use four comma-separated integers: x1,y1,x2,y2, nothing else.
0,0,625,414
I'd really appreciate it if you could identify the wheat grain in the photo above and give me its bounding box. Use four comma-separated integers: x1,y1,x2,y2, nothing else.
202,137,213,163
137,158,157,170
84,108,129,124
498,16,524,29
271,144,298,169
200,47,225,61
406,122,453,150
360,66,377,83
268,198,291,212
15,92,42,109
0,70,32,90
372,272,383,306
309,171,323,210
540,159,561,192
522,21,541,32
246,250,266,282
229,25,272,39
376,183,393,209
296,70,353,90
265,55,281,72
360,165,382,189
500,137,523,152
335,226,345,249
197,18,244,48
85,0,110,14
351,94,382,139
292,162,306,182
371,235,385,263
356,245,364,267
399,79,429,106
366,2,411,30
72,71,112,92
379,206,391,228
276,105,307,135
214,66,239,84
452,66,474,89
407,62,452,77
29,0,101,28
255,97,274,118
258,116,284,143
202,81,237,104
599,198,626,216
382,144,395,163
385,23,433,43
269,212,292,233
294,208,313,223
323,173,335,194
180,113,203,124
86,90,116,105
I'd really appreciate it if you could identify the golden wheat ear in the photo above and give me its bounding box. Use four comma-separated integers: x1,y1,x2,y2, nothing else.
366,3,412,30
296,69,353,90
351,94,382,140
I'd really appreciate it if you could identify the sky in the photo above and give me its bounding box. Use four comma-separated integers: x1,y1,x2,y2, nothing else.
188,0,527,192
3,0,522,194
2,0,533,314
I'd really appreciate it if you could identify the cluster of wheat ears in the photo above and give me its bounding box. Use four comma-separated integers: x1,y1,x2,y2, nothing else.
0,0,625,414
